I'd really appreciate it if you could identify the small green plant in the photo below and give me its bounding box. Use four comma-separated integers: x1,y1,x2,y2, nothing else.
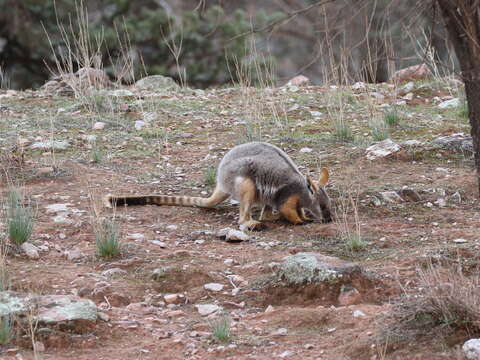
211,316,231,343
203,167,217,189
457,102,469,119
332,117,353,142
91,143,103,163
345,233,367,252
383,110,401,126
369,118,390,141
6,189,34,245
95,220,121,258
0,316,12,346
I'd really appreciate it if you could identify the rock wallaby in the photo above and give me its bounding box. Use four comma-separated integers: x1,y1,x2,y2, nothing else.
104,142,332,230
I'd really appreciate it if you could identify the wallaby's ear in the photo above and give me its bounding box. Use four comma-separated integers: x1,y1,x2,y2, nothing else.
306,174,318,193
318,168,330,187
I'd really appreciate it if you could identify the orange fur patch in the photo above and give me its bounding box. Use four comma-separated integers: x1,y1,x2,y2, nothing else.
280,195,303,224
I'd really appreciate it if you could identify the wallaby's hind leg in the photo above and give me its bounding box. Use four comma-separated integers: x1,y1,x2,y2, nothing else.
201,186,229,207
260,205,281,221
238,178,264,231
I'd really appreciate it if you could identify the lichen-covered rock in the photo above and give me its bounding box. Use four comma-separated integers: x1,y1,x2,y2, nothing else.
264,252,381,306
135,75,180,91
365,139,401,160
433,133,473,153
277,252,363,286
0,292,97,333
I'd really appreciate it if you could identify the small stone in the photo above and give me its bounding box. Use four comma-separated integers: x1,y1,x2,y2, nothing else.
224,259,234,266
463,338,480,360
102,268,127,277
164,294,180,304
37,167,54,176
195,304,221,316
438,98,460,109
225,229,249,242
166,225,178,231
204,283,224,292
299,147,312,153
271,328,288,336
98,312,110,321
128,233,145,241
45,203,70,213
286,75,310,87
150,240,166,248
279,351,294,358
20,242,40,259
265,305,274,313
134,121,147,130
166,310,185,318
453,238,468,244
65,250,83,261
403,139,423,146
379,191,404,204
53,215,73,224
227,275,248,287
353,310,366,318
305,344,314,350
435,198,447,207
93,122,106,130
365,139,401,160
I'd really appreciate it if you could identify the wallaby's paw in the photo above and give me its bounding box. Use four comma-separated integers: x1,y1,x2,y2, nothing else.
239,220,266,232
259,213,281,221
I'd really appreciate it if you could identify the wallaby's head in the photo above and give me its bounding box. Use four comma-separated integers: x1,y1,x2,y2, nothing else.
302,168,332,223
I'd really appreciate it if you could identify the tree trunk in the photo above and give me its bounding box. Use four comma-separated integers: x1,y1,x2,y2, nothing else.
436,1,480,194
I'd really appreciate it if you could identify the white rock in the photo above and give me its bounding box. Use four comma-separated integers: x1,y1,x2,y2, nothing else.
435,198,447,207
65,250,83,261
402,81,415,92
463,338,480,360
20,242,40,259
102,268,127,277
195,304,221,316
365,139,401,160
166,225,178,231
224,259,234,266
272,328,288,336
453,238,468,243
128,233,145,241
370,92,385,99
30,140,70,150
134,120,147,130
438,98,460,109
150,240,166,248
353,310,366,318
204,283,224,292
299,147,312,153
265,305,274,313
142,112,158,122
352,82,366,90
279,351,294,358
164,294,180,304
403,139,423,146
225,229,249,242
45,203,70,213
379,191,404,204
53,215,73,224
93,122,106,130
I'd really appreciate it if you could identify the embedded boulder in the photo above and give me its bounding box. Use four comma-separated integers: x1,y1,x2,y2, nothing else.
0,292,97,333
264,252,383,306
135,75,180,91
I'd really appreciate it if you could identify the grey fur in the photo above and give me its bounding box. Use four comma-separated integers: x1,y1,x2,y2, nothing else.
217,142,332,223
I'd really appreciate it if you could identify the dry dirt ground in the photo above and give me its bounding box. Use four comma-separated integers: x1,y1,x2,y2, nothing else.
0,79,479,359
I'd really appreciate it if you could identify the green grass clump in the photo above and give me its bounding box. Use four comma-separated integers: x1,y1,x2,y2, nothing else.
332,117,354,142
344,234,367,252
95,220,121,258
369,118,390,141
203,167,217,189
211,316,231,343
0,316,12,345
91,143,103,163
457,102,469,119
383,110,401,126
6,189,34,245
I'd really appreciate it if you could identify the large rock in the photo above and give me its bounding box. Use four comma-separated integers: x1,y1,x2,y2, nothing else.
365,139,401,160
135,75,180,91
433,133,473,153
0,292,97,333
463,339,480,360
30,140,70,151
390,63,432,83
265,252,380,306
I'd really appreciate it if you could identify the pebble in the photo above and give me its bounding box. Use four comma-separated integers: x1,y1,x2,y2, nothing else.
204,283,224,292
195,304,221,316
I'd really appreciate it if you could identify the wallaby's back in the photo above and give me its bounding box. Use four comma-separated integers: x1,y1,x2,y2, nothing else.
216,142,305,205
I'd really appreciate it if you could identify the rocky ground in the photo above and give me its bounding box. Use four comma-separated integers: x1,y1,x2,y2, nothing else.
0,71,479,359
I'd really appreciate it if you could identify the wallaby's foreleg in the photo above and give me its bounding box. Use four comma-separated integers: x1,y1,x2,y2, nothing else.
279,195,304,225
238,178,264,231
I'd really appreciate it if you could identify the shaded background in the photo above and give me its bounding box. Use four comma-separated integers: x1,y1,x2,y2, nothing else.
0,0,454,90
